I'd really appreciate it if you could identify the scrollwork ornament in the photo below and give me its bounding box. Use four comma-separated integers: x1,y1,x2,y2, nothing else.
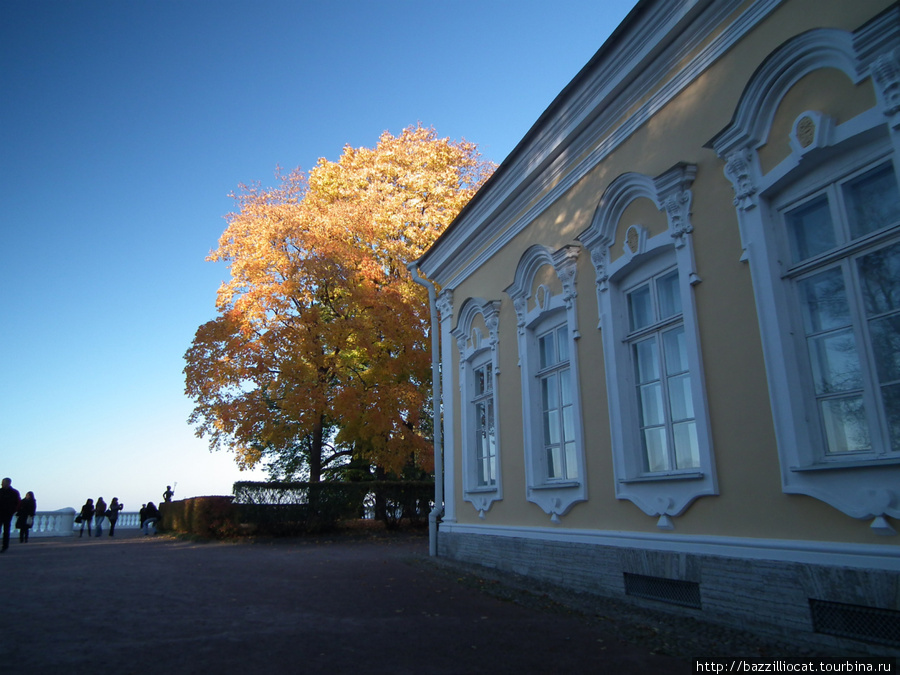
435,289,454,321
724,148,758,212
589,246,609,293
665,189,694,249
512,296,527,334
872,48,900,118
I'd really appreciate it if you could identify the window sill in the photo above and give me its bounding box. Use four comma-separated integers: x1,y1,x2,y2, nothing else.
619,471,704,484
465,485,499,494
790,456,900,472
530,481,581,491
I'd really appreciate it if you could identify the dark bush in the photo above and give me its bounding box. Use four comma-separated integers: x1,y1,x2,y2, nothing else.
159,496,238,538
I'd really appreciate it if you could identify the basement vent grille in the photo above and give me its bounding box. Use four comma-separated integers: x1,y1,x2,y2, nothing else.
623,573,701,609
809,599,900,647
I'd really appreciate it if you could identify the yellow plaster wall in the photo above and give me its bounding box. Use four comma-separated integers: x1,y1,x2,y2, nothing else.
445,0,897,545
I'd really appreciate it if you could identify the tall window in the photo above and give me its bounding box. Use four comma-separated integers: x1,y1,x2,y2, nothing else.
452,297,503,517
780,159,900,460
472,360,497,486
579,164,717,526
626,269,700,473
537,324,577,481
506,244,587,522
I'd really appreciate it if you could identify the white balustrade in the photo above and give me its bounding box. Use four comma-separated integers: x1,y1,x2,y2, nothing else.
9,509,143,538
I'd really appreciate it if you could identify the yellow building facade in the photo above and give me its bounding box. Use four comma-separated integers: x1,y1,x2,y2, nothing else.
413,0,899,653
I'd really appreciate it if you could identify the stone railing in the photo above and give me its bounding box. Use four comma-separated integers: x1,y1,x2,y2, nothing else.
13,509,142,537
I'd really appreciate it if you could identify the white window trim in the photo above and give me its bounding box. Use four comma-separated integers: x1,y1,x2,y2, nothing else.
579,164,717,529
712,19,900,532
452,298,503,518
505,245,587,523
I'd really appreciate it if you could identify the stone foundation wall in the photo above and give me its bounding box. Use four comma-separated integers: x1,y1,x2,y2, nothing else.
438,529,899,656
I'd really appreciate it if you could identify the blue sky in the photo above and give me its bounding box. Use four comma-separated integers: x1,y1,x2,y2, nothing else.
1,0,636,511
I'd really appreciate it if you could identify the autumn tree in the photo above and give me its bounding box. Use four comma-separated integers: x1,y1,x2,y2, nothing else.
184,125,494,481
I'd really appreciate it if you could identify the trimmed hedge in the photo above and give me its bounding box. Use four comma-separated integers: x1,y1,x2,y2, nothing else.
159,496,239,538
160,481,435,539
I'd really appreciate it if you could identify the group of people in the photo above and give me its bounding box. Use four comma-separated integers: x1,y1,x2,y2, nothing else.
76,496,125,537
78,498,164,536
0,477,36,552
0,480,175,547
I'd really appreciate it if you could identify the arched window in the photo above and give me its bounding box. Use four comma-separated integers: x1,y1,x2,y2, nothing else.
452,298,503,518
711,19,900,532
579,164,717,529
505,245,587,522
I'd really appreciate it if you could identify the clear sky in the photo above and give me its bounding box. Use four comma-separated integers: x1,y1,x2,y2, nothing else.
1,0,637,512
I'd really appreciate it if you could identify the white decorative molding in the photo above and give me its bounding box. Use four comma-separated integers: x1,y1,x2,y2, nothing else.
435,289,454,322
788,110,835,156
452,298,504,518
713,20,900,526
505,245,588,522
578,164,717,525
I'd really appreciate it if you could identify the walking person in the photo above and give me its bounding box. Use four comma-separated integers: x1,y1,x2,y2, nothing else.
0,478,21,553
106,497,123,536
94,497,107,537
16,491,36,543
78,498,94,537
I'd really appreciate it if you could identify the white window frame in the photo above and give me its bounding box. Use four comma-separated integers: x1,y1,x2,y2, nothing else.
579,164,717,529
505,245,587,522
712,21,900,532
452,298,503,518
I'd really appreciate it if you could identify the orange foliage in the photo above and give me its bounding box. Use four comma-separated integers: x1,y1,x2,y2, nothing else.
184,125,494,475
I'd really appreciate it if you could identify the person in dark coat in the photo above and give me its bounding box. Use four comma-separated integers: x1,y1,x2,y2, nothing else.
15,491,36,543
0,478,21,552
78,499,94,537
142,502,160,535
106,497,123,536
94,497,107,537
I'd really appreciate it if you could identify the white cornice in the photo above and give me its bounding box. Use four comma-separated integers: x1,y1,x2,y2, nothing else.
419,0,784,288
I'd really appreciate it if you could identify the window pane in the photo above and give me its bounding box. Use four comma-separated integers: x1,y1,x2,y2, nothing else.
882,383,900,452
843,163,900,239
547,447,562,479
628,284,653,331
563,405,575,444
869,315,900,385
541,373,557,410
821,396,871,454
786,195,836,263
799,268,850,334
557,326,569,362
634,338,660,384
807,329,863,395
541,375,559,446
539,333,555,369
643,427,669,472
663,326,688,375
474,365,486,397
639,382,665,426
858,241,900,317
559,367,572,406
668,373,694,422
673,421,700,469
657,271,682,319
565,441,579,480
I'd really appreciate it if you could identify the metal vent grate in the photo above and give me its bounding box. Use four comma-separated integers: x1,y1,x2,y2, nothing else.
810,599,900,647
623,573,702,609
